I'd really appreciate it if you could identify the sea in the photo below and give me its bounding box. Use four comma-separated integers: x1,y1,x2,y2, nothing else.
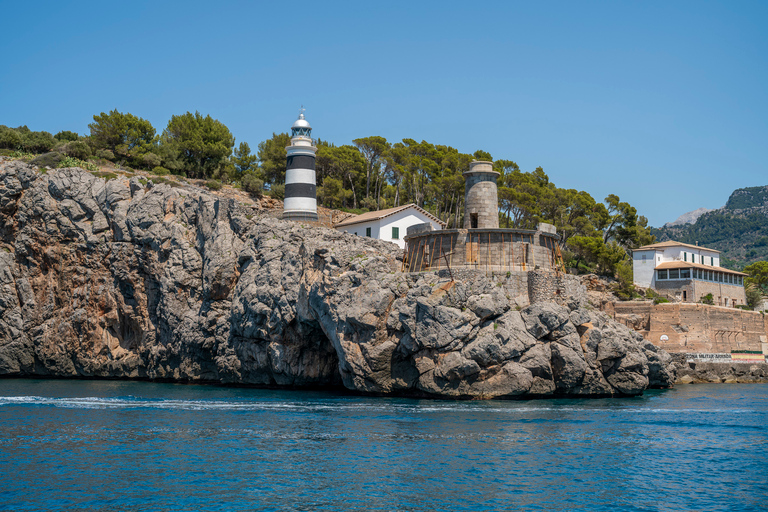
0,379,766,512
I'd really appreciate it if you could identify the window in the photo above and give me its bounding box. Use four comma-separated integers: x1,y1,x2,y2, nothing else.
669,269,680,279
680,269,691,279
366,227,371,237
470,213,478,229
683,252,687,262
657,269,668,280
711,256,714,265
392,227,399,239
728,274,733,284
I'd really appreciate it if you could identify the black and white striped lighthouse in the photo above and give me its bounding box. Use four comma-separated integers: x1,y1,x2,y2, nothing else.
282,109,318,222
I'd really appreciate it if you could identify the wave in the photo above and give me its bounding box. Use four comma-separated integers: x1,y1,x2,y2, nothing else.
0,395,757,415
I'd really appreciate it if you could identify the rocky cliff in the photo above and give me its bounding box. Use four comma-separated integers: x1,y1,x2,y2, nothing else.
0,160,675,398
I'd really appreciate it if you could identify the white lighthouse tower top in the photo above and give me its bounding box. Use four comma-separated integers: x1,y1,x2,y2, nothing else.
291,107,312,139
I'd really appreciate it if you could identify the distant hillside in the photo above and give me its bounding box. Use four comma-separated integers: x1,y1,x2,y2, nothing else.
663,207,713,227
652,185,768,270
724,185,768,210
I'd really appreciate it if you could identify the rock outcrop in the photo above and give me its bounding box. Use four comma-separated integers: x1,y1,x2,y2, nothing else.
672,355,768,384
0,160,676,398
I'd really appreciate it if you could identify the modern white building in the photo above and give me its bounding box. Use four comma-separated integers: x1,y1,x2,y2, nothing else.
633,240,747,306
334,204,445,249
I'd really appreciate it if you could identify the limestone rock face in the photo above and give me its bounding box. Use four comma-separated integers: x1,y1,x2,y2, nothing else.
0,161,676,398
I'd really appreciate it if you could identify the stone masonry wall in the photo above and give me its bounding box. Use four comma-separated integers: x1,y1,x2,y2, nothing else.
432,268,585,309
463,171,499,229
607,301,767,354
404,229,560,273
653,280,747,307
528,270,586,306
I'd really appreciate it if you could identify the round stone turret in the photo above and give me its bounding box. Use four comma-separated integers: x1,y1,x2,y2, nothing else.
463,160,499,229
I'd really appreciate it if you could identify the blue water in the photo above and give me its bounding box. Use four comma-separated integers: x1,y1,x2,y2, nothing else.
0,380,766,511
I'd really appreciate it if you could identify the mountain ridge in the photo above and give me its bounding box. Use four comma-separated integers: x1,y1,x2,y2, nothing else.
652,185,768,269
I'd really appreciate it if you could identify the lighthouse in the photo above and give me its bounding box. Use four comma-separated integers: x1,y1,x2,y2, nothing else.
282,109,318,222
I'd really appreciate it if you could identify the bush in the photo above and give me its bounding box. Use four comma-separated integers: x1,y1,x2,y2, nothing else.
61,140,92,160
59,156,98,172
700,293,715,305
241,173,264,197
205,179,222,191
30,152,65,168
54,130,79,142
0,126,22,150
21,131,56,153
142,153,162,169
654,297,669,304
268,183,285,200
151,166,170,176
95,149,115,161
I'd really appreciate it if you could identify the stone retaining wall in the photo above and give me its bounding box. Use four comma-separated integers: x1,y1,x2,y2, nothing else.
606,301,768,354
432,268,585,308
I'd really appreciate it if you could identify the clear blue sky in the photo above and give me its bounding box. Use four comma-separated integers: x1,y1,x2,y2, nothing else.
1,0,766,227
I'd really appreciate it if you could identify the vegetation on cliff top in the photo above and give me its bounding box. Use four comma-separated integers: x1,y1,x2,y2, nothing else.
2,110,656,280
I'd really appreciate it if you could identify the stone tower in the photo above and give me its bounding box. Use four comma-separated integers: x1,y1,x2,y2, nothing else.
282,109,318,222
463,160,499,229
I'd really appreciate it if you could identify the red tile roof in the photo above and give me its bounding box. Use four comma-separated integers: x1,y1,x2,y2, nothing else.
334,203,445,228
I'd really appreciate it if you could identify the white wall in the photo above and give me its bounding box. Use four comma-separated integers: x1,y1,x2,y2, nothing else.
633,249,658,288
659,246,719,267
336,207,442,249
380,209,443,249
338,220,380,239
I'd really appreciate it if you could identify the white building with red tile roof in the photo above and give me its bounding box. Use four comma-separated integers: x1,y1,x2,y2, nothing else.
334,204,445,249
633,241,747,306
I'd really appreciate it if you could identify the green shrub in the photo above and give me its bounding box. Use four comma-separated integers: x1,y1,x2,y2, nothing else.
205,179,222,191
142,153,162,169
54,130,79,142
268,183,285,200
241,172,264,197
700,293,714,305
151,166,170,176
21,131,56,153
30,152,65,168
654,297,669,304
59,156,98,172
0,126,23,150
95,149,115,161
61,140,92,160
